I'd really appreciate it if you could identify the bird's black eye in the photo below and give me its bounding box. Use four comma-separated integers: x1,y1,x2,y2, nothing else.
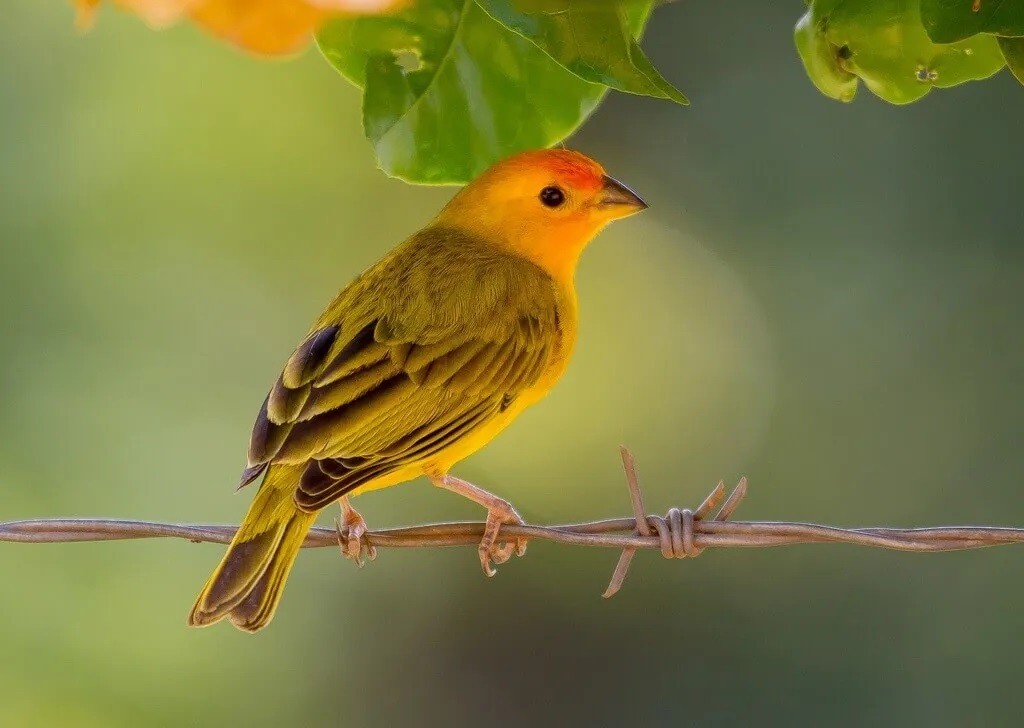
539,186,566,208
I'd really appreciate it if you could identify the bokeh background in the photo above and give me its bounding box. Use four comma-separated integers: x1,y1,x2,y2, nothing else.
4,2,1024,725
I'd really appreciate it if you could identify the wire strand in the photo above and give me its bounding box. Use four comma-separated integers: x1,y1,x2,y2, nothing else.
3,449,1023,596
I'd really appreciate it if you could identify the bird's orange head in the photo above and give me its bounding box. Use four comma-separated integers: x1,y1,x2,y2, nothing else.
435,149,647,281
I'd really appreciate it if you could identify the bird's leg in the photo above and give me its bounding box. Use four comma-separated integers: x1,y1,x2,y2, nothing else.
334,496,376,567
430,474,527,577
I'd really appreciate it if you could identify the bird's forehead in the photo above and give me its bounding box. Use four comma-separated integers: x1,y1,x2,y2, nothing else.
492,149,605,191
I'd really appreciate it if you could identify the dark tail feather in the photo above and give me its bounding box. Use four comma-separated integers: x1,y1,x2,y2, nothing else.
226,513,312,632
188,464,315,632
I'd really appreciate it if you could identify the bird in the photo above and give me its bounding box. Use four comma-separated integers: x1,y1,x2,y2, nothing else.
187,148,647,632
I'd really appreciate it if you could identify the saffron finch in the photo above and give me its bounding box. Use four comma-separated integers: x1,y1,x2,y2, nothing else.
188,149,647,632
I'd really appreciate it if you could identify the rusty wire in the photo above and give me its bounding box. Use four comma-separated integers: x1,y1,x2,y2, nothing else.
3,447,1024,597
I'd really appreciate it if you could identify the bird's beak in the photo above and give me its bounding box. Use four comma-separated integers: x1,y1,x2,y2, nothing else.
597,175,648,217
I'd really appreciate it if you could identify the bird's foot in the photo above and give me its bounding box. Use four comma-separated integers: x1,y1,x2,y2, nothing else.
431,474,528,577
334,496,376,568
478,498,528,577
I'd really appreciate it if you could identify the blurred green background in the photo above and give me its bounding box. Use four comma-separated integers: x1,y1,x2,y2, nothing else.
4,2,1024,726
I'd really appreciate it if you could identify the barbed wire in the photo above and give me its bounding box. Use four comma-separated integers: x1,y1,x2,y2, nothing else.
3,448,1024,597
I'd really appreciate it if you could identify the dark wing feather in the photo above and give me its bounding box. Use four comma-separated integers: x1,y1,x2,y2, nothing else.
295,399,500,510
282,325,340,388
238,227,562,511
315,322,384,386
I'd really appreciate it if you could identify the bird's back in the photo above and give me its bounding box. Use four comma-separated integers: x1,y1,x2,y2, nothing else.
240,225,573,504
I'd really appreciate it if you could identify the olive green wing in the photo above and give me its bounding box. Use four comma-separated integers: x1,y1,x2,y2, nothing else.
239,232,560,512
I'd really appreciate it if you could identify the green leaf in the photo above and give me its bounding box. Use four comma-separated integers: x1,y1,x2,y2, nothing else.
802,0,1005,105
794,7,858,102
475,0,687,104
920,0,1024,44
316,0,666,184
998,36,1024,85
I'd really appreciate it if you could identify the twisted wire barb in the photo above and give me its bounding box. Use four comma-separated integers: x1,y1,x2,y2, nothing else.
3,448,1024,597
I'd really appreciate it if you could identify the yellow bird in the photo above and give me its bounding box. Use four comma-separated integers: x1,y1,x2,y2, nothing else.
188,149,647,632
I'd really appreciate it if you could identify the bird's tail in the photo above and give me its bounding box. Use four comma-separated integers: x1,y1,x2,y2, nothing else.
187,464,316,633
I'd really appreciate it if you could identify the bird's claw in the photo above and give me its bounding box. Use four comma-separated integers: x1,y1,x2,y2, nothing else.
429,474,529,577
479,501,528,577
335,499,376,568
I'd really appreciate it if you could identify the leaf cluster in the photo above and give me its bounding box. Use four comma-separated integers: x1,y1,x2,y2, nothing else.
316,0,686,183
75,0,1022,185
795,0,1024,105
